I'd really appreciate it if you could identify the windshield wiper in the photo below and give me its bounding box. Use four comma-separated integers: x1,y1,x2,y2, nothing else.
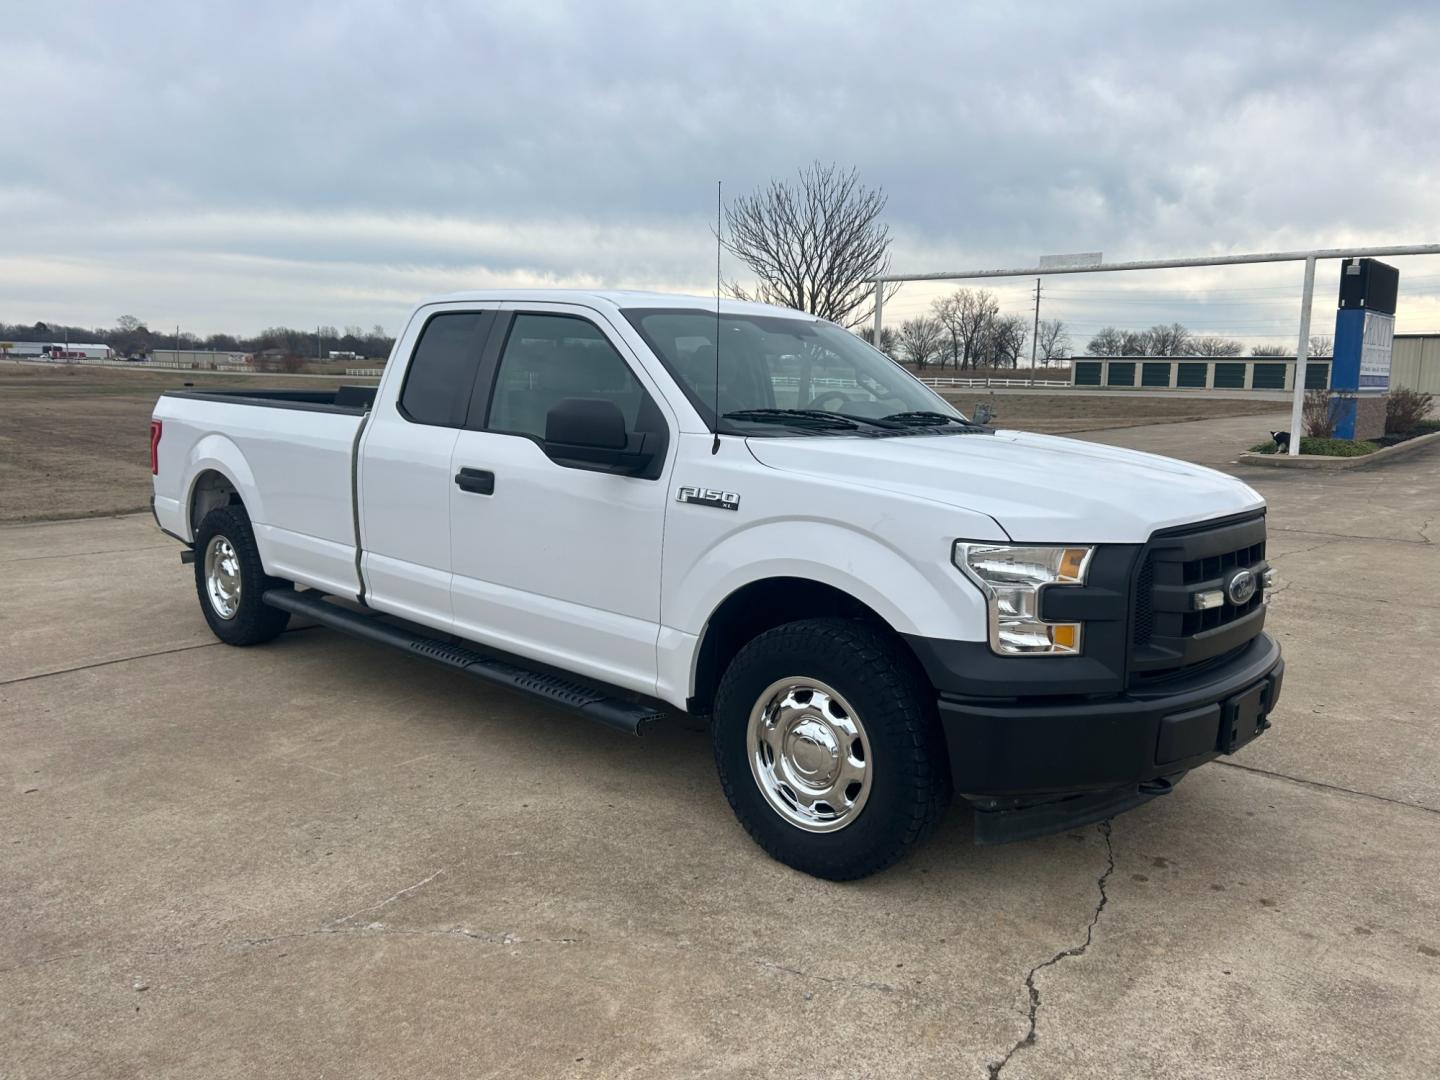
878,410,977,426
722,408,862,430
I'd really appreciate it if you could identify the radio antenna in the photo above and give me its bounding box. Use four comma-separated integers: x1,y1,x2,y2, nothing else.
712,179,722,455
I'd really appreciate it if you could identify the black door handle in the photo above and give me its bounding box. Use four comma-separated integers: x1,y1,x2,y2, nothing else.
455,468,495,495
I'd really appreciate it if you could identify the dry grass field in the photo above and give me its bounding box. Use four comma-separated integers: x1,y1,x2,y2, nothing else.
0,365,352,523
0,364,1282,522
938,389,1284,434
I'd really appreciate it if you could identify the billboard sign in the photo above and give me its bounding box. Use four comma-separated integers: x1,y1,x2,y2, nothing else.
1038,252,1103,270
1359,310,1394,391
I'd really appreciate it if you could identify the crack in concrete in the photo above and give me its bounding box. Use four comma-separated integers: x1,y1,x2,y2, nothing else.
0,626,320,687
988,820,1114,1080
235,924,579,949
1266,539,1334,562
330,868,446,926
0,922,580,975
1269,526,1430,546
1216,760,1440,816
0,543,176,565
756,960,895,995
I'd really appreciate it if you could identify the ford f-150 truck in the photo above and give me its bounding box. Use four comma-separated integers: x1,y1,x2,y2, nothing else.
150,290,1283,879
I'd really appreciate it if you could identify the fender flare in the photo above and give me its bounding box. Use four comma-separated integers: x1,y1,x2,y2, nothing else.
182,434,264,537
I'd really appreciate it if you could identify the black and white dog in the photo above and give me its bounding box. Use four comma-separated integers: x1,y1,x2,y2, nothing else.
1270,430,1291,450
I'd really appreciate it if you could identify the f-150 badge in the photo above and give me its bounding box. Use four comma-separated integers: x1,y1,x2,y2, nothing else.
676,486,740,511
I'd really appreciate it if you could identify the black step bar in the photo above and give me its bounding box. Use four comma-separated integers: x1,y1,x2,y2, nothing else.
262,589,664,735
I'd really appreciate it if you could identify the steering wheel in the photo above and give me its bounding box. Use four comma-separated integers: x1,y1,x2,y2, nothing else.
804,390,853,412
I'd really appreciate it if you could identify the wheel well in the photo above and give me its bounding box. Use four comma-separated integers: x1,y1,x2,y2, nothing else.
689,577,905,716
189,470,243,535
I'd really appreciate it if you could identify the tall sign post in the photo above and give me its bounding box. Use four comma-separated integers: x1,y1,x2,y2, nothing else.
1329,258,1398,440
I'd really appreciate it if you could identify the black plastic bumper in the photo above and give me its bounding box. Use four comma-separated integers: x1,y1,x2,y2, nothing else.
933,632,1283,842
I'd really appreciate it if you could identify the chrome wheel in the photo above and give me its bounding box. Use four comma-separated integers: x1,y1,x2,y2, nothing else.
747,677,872,833
203,534,241,620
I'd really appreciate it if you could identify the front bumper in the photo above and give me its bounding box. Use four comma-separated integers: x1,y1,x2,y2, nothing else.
933,632,1283,842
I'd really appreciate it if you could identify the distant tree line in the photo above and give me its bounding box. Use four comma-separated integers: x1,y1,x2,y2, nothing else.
0,315,395,361
1085,324,1333,359
862,288,1071,370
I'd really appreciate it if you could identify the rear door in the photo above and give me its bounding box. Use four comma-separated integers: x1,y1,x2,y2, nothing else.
447,304,675,695
358,304,499,630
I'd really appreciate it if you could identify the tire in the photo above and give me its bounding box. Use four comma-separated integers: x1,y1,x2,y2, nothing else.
192,505,291,646
712,618,951,880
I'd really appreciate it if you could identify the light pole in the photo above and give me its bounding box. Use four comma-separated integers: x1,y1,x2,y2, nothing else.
1029,277,1041,385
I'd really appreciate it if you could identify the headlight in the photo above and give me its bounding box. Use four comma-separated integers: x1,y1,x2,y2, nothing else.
953,543,1094,656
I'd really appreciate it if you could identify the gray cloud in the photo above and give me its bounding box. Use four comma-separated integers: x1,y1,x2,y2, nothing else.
4,0,1439,336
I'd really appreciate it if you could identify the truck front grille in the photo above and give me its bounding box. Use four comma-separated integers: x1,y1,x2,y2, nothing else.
1129,512,1268,678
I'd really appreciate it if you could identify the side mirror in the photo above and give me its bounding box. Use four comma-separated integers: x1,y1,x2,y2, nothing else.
544,398,653,475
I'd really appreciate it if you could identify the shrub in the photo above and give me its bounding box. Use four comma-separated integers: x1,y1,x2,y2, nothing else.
1249,437,1379,457
1302,389,1336,438
1385,387,1435,434
1300,437,1380,456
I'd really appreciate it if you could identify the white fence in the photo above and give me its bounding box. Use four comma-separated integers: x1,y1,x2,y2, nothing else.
920,376,1071,389
345,367,383,377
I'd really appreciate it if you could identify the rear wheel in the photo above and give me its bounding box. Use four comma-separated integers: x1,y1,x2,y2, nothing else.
192,505,291,645
713,618,951,880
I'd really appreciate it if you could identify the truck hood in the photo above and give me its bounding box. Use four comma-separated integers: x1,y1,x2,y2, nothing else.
745,429,1264,543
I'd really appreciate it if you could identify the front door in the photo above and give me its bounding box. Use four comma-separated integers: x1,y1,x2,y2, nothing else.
448,305,675,695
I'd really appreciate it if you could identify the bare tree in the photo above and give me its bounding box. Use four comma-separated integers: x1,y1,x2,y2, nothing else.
859,326,899,357
983,314,1030,368
1252,343,1287,356
897,317,944,369
1120,330,1149,356
1144,322,1192,356
1308,335,1333,357
1035,318,1070,364
1087,327,1125,355
1303,389,1336,437
724,162,896,328
930,288,1001,369
1190,335,1245,356
931,293,965,368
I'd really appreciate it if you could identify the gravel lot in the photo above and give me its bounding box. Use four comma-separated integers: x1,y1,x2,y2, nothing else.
2,402,1437,1078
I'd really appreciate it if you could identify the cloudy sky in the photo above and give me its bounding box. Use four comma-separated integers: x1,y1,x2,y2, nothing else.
5,0,1439,345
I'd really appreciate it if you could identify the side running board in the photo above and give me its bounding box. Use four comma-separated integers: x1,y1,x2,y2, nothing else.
262,589,664,735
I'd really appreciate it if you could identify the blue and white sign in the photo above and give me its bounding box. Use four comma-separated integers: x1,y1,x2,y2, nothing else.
1359,310,1394,391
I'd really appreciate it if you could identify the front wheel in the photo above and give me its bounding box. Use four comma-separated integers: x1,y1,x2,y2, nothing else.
712,618,951,880
192,505,291,645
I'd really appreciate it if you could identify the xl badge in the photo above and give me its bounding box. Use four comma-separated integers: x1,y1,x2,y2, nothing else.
1226,568,1257,606
676,486,740,511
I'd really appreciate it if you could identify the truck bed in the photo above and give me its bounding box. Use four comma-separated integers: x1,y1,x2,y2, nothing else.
161,384,377,414
151,385,376,599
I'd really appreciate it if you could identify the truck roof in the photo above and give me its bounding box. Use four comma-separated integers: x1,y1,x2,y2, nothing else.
421,288,812,319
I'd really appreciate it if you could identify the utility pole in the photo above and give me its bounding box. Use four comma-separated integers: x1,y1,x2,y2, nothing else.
317,325,323,360
1029,277,1041,386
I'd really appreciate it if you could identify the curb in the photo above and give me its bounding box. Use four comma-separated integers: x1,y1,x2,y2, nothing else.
1237,429,1440,470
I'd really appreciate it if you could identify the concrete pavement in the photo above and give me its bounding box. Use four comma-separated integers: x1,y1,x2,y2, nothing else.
2,424,1438,1079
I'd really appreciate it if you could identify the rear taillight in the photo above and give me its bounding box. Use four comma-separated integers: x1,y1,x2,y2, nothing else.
149,420,162,475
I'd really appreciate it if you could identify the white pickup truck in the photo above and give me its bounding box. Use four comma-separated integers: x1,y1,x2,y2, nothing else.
151,289,1283,879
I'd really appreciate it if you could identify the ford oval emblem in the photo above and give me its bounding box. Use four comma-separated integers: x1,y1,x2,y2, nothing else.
1226,568,1257,606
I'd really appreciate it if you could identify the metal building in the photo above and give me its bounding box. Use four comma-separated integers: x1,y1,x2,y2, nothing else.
1069,356,1331,392
1391,334,1440,394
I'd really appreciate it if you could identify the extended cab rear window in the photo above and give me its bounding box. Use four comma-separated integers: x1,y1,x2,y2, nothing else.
399,311,494,427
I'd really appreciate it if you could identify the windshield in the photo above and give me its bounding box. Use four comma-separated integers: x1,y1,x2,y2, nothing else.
622,308,966,435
